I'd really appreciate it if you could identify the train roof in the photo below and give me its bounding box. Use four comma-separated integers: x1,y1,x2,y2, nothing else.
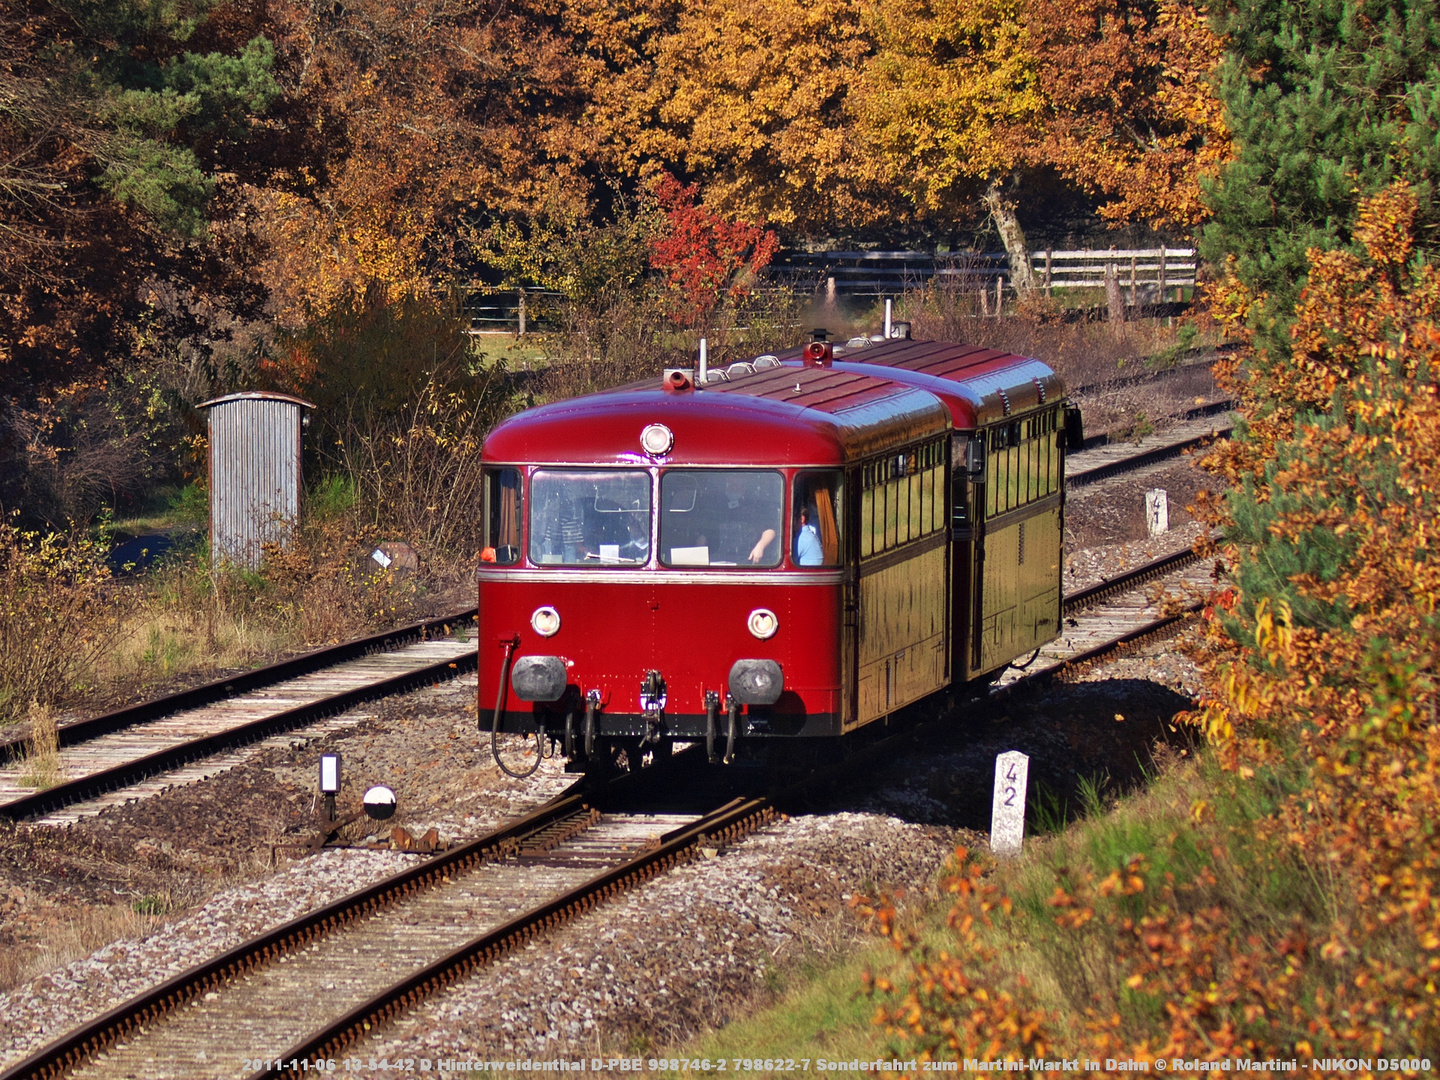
482,363,950,468
778,338,1065,429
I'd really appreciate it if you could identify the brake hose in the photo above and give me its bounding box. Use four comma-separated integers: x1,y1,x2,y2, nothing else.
489,638,542,779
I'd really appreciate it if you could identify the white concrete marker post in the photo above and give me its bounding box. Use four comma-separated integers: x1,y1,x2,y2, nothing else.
1146,488,1169,537
990,750,1030,857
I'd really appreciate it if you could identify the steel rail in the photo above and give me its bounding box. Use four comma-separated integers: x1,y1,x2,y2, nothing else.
0,609,479,766
0,648,477,823
254,795,777,1080
0,779,595,1080
1062,547,1207,616
1066,424,1231,489
1047,600,1204,679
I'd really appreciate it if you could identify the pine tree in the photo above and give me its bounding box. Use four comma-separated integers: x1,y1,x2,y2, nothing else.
1200,0,1440,359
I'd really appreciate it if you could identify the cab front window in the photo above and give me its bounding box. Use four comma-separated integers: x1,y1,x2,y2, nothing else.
660,470,783,567
529,470,651,566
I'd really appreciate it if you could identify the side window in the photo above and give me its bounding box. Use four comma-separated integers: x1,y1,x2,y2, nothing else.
793,471,843,567
979,409,1065,520
859,438,945,558
482,467,522,565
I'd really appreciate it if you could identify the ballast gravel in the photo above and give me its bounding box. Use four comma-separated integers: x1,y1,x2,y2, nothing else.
342,813,953,1070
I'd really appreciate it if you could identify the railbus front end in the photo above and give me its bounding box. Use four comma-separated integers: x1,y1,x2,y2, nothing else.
475,363,952,771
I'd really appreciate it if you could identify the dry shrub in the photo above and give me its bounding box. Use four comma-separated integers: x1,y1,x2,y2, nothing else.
0,520,126,724
899,275,1213,391
17,700,61,788
536,288,808,401
254,514,422,644
336,375,511,558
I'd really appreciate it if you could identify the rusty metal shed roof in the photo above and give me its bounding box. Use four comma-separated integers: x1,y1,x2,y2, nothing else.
197,391,316,410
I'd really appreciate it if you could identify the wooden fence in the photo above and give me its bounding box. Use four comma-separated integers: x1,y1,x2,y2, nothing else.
466,247,1198,333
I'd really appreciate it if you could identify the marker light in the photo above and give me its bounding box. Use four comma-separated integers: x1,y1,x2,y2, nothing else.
640,423,674,455
363,785,397,820
531,606,561,637
319,753,341,795
747,608,779,640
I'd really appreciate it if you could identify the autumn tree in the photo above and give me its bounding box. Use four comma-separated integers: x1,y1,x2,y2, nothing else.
647,172,779,326
237,0,595,329
1200,0,1440,358
572,0,896,234
851,0,1227,290
0,0,280,387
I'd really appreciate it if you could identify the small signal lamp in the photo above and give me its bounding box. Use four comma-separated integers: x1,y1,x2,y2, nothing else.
319,752,341,795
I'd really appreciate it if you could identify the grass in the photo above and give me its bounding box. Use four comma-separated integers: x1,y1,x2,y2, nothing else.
17,701,62,789
0,901,176,993
653,739,1338,1069
654,932,912,1076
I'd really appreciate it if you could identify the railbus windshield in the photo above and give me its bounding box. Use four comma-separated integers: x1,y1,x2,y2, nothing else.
660,470,784,568
529,469,651,566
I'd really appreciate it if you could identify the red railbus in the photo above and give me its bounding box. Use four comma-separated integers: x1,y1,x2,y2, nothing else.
477,335,1075,770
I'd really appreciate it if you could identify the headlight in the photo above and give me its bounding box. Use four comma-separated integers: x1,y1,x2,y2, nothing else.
531,606,561,637
640,423,674,455
747,608,778,640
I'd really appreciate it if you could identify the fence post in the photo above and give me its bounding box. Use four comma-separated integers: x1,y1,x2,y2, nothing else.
1158,247,1168,299
1129,255,1138,306
1044,249,1053,292
1105,251,1124,323
995,275,1003,318
517,289,527,338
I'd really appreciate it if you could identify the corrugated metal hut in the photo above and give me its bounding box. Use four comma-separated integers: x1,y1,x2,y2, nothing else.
197,391,314,569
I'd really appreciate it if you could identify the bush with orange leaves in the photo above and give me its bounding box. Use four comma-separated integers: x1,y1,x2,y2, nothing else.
863,183,1439,1071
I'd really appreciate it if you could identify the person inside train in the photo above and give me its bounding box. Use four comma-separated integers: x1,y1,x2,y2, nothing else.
662,470,782,566
713,472,778,564
794,506,823,565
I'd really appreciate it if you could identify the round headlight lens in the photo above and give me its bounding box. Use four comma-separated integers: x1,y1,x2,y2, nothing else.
747,608,779,640
531,606,561,637
640,423,674,456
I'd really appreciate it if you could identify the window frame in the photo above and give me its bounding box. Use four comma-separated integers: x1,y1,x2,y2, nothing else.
658,467,786,569
857,437,947,561
527,467,654,569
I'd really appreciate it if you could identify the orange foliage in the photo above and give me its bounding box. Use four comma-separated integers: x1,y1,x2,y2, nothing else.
1028,0,1231,230
866,184,1440,1070
238,0,593,326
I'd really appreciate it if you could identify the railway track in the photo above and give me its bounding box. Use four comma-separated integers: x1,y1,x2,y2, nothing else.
0,542,1217,1080
1064,404,1231,491
0,756,775,1080
0,612,479,824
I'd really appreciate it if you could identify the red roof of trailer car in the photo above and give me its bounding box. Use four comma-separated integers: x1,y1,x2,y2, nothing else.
779,339,1065,429
481,364,950,467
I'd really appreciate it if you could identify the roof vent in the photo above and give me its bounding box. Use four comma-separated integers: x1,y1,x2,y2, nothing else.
754,355,781,369
726,361,756,377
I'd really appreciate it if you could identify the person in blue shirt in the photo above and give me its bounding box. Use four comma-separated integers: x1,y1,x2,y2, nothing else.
795,507,824,566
